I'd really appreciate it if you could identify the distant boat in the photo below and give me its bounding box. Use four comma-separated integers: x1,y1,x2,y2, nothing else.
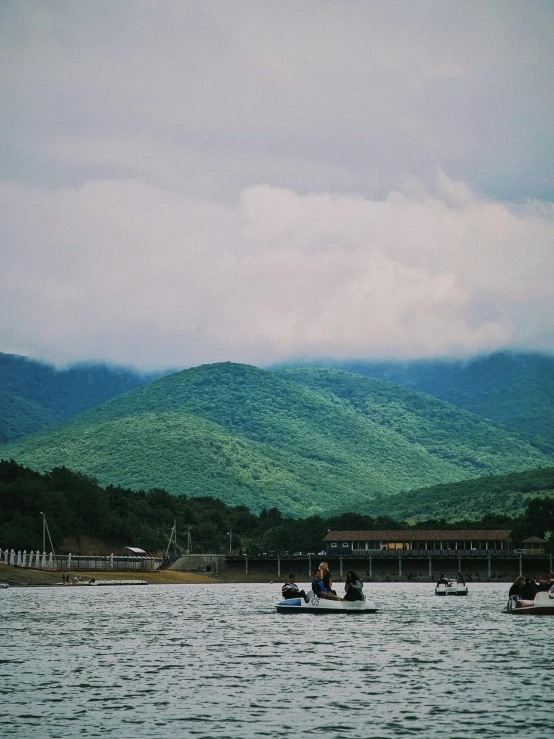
64,579,149,586
435,580,468,596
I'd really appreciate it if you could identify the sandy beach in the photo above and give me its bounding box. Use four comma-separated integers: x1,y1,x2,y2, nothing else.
0,563,286,587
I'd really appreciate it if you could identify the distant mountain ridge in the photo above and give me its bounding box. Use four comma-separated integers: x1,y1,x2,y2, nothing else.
1,362,552,516
0,352,163,443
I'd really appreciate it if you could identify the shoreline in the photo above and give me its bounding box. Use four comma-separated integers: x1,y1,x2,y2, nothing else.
0,564,513,588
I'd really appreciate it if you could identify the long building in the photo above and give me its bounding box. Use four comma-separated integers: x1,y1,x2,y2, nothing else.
322,529,515,554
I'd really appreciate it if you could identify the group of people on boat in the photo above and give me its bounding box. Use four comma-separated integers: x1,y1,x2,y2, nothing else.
508,572,554,600
436,571,465,586
281,562,364,603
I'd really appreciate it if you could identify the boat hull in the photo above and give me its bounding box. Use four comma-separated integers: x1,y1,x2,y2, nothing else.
62,579,149,586
275,595,377,614
435,584,468,596
505,592,554,615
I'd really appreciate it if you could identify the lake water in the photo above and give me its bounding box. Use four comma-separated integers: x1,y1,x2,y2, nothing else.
1,582,552,738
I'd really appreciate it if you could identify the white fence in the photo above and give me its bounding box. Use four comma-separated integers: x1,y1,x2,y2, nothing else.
1,548,161,571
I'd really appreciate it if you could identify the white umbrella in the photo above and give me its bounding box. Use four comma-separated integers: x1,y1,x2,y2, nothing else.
9,549,15,566
34,550,40,567
110,553,114,570
48,552,53,568
3,549,8,564
16,550,22,567
22,550,27,567
67,552,72,568
41,551,46,568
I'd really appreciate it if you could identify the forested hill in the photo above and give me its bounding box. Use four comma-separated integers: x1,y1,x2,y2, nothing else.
1,461,553,554
1,362,552,516
272,352,554,450
0,352,161,443
355,466,554,523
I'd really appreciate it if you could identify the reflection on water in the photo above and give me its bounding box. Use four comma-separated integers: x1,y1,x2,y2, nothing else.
1,583,553,738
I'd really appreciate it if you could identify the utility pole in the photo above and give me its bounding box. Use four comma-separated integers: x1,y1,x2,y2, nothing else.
164,521,177,562
228,527,232,556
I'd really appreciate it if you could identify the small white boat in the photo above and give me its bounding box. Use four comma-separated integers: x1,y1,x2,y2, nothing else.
504,591,554,615
275,591,377,614
435,581,468,596
64,579,149,586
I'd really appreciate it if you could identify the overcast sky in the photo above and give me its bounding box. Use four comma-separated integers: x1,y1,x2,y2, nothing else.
1,1,553,370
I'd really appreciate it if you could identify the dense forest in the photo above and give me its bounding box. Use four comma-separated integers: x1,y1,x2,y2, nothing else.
350,466,554,522
274,351,554,451
1,461,553,554
1,363,552,517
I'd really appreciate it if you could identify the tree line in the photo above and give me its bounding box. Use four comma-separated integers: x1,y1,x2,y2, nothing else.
1,460,552,554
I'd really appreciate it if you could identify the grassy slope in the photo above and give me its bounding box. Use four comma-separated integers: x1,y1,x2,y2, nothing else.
1,363,552,516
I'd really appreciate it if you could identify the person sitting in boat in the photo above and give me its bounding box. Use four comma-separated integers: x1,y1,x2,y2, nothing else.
312,569,340,600
520,577,539,600
343,570,364,601
319,561,337,595
508,575,526,599
535,576,551,592
436,574,448,586
281,573,308,602
455,571,465,585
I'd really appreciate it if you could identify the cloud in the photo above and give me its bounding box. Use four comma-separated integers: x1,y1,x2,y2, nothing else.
1,3,553,368
1,2,553,201
1,173,552,369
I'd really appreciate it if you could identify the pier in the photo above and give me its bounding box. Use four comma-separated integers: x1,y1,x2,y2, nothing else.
170,549,554,581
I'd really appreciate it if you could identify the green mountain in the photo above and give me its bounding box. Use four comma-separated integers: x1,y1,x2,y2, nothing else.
0,352,162,443
271,352,554,451
0,390,58,443
1,362,552,516
357,466,554,523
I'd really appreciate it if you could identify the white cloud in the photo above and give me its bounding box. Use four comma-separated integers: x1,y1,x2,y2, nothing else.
1,2,553,201
1,173,552,369
0,3,553,368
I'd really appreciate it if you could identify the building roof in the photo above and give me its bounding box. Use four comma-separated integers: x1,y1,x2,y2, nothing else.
521,536,547,543
323,530,514,542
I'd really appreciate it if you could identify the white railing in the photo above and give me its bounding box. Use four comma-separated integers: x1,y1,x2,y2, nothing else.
0,548,161,571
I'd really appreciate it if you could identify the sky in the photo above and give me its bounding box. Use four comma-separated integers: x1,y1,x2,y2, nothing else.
1,1,553,370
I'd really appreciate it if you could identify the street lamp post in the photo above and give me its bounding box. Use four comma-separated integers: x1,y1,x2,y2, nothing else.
39,511,55,555
40,511,45,553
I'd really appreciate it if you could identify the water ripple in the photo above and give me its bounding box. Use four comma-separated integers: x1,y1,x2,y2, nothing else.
1,582,552,737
